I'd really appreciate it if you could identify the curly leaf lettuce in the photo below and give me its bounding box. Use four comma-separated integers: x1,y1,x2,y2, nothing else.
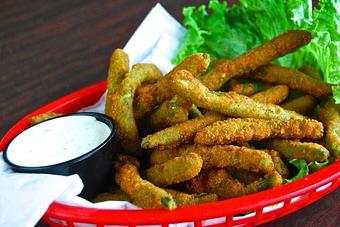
284,159,309,184
174,0,340,103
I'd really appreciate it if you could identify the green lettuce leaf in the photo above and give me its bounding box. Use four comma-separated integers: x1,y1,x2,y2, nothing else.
174,0,340,103
284,159,309,183
308,159,330,173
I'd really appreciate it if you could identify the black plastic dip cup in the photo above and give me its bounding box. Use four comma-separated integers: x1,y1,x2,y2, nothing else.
3,112,117,199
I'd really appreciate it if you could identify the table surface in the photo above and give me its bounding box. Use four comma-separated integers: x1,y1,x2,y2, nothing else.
0,0,338,226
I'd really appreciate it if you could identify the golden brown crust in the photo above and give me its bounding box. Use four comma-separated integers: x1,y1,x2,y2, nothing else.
115,164,176,209
250,85,289,104
251,64,332,97
150,144,274,173
262,150,289,178
168,70,305,121
263,139,330,162
105,49,129,116
147,53,211,129
113,154,141,171
133,82,161,120
165,189,218,206
142,112,224,149
201,30,312,90
194,118,323,145
319,101,340,159
111,63,162,156
28,112,62,126
145,152,203,187
281,95,317,115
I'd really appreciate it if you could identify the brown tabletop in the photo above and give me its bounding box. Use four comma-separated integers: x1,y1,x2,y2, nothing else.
0,0,338,226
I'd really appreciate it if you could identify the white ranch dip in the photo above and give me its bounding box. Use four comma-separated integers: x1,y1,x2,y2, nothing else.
6,115,111,167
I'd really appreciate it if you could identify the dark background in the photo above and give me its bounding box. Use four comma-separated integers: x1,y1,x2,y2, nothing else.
0,0,338,226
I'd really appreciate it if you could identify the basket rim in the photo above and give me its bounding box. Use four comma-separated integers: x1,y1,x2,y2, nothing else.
45,161,339,224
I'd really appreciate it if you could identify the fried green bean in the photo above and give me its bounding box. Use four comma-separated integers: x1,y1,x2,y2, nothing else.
105,49,129,116
189,105,203,118
165,189,218,206
92,191,131,203
115,164,176,209
250,64,332,97
133,82,161,120
226,167,262,184
111,63,162,156
201,30,312,90
229,80,269,96
319,103,340,159
157,53,211,95
150,145,274,173
263,139,330,162
148,53,210,129
281,95,317,115
113,153,141,171
145,152,203,187
168,70,304,121
194,118,323,145
28,112,62,126
187,169,245,199
187,169,282,200
299,64,323,81
107,49,130,92
142,112,224,149
250,85,289,104
246,171,283,194
263,150,289,178
147,96,191,130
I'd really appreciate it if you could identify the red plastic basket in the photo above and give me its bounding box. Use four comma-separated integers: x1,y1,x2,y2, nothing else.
1,80,339,227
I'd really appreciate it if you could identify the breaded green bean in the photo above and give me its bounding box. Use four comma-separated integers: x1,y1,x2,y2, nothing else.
263,150,289,178
147,96,191,130
28,112,62,126
113,153,141,171
142,112,224,149
105,49,129,116
187,169,282,200
165,189,218,206
299,64,323,81
245,171,283,194
227,167,262,185
319,103,340,159
150,145,274,173
263,139,330,162
229,80,269,96
187,169,245,199
133,82,161,120
115,164,176,209
111,63,162,156
265,171,283,188
107,49,130,91
281,95,317,115
157,53,211,95
250,85,289,104
189,105,203,118
145,152,203,187
195,118,323,145
201,30,312,91
168,70,304,121
92,191,131,203
148,53,210,129
250,64,332,97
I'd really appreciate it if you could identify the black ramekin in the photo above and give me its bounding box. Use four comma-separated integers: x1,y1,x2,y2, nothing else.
3,112,117,199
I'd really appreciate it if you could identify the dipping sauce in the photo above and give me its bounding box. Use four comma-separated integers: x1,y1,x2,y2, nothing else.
6,115,112,167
